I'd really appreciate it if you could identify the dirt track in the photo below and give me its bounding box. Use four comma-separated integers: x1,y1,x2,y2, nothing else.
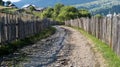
18,26,106,67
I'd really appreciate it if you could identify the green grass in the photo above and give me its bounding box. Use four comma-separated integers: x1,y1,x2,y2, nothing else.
0,6,18,14
0,27,56,57
33,12,42,18
0,6,11,9
72,27,120,67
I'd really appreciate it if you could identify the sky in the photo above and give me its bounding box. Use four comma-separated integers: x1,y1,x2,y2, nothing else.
3,0,21,2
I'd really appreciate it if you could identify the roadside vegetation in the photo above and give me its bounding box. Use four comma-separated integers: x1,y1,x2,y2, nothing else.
34,3,91,23
73,27,120,67
0,27,56,57
0,3,91,22
0,8,18,14
94,14,103,18
0,0,18,14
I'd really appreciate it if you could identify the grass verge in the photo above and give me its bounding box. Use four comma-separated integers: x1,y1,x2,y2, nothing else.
72,26,120,67
0,27,56,57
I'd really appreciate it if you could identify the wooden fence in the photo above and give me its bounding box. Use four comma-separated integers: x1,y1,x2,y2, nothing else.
0,13,57,44
65,16,120,56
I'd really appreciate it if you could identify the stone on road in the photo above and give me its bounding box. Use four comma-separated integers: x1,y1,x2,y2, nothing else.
19,26,106,67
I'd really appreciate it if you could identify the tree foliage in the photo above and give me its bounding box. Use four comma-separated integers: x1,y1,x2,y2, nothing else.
52,3,64,19
94,14,103,18
79,9,91,18
0,0,4,6
29,6,36,12
39,3,91,22
41,7,54,18
58,6,79,21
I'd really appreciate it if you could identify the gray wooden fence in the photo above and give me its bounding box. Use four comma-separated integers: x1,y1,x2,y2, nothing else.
65,16,120,56
0,13,57,44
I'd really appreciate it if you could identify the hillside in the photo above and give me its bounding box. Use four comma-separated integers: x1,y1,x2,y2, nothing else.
91,5,120,15
13,0,120,15
14,0,96,8
72,0,120,15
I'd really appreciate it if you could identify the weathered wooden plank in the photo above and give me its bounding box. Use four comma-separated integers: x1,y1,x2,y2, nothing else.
0,16,2,43
4,14,8,43
102,17,107,43
107,17,112,47
112,16,118,52
11,15,16,41
95,17,99,38
15,15,19,40
117,16,120,56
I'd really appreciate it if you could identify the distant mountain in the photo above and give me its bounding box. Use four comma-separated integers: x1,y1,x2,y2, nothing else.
91,5,120,15
72,0,120,15
13,0,120,15
13,0,96,8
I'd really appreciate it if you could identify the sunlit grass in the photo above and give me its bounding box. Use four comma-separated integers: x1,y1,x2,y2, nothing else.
72,27,120,67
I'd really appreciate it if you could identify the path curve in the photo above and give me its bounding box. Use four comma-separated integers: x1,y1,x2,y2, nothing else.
19,26,106,67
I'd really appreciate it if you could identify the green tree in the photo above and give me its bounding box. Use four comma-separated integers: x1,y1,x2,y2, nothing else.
0,0,4,6
39,3,91,22
79,9,91,18
29,5,36,12
52,3,64,19
41,7,54,18
57,6,79,22
94,14,103,18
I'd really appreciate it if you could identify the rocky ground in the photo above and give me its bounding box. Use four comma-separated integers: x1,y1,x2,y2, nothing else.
0,26,107,67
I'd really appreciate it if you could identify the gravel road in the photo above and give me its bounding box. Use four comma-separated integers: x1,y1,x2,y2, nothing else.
8,26,106,67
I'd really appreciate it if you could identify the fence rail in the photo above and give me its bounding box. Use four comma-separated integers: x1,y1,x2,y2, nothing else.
0,13,57,44
65,16,120,56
